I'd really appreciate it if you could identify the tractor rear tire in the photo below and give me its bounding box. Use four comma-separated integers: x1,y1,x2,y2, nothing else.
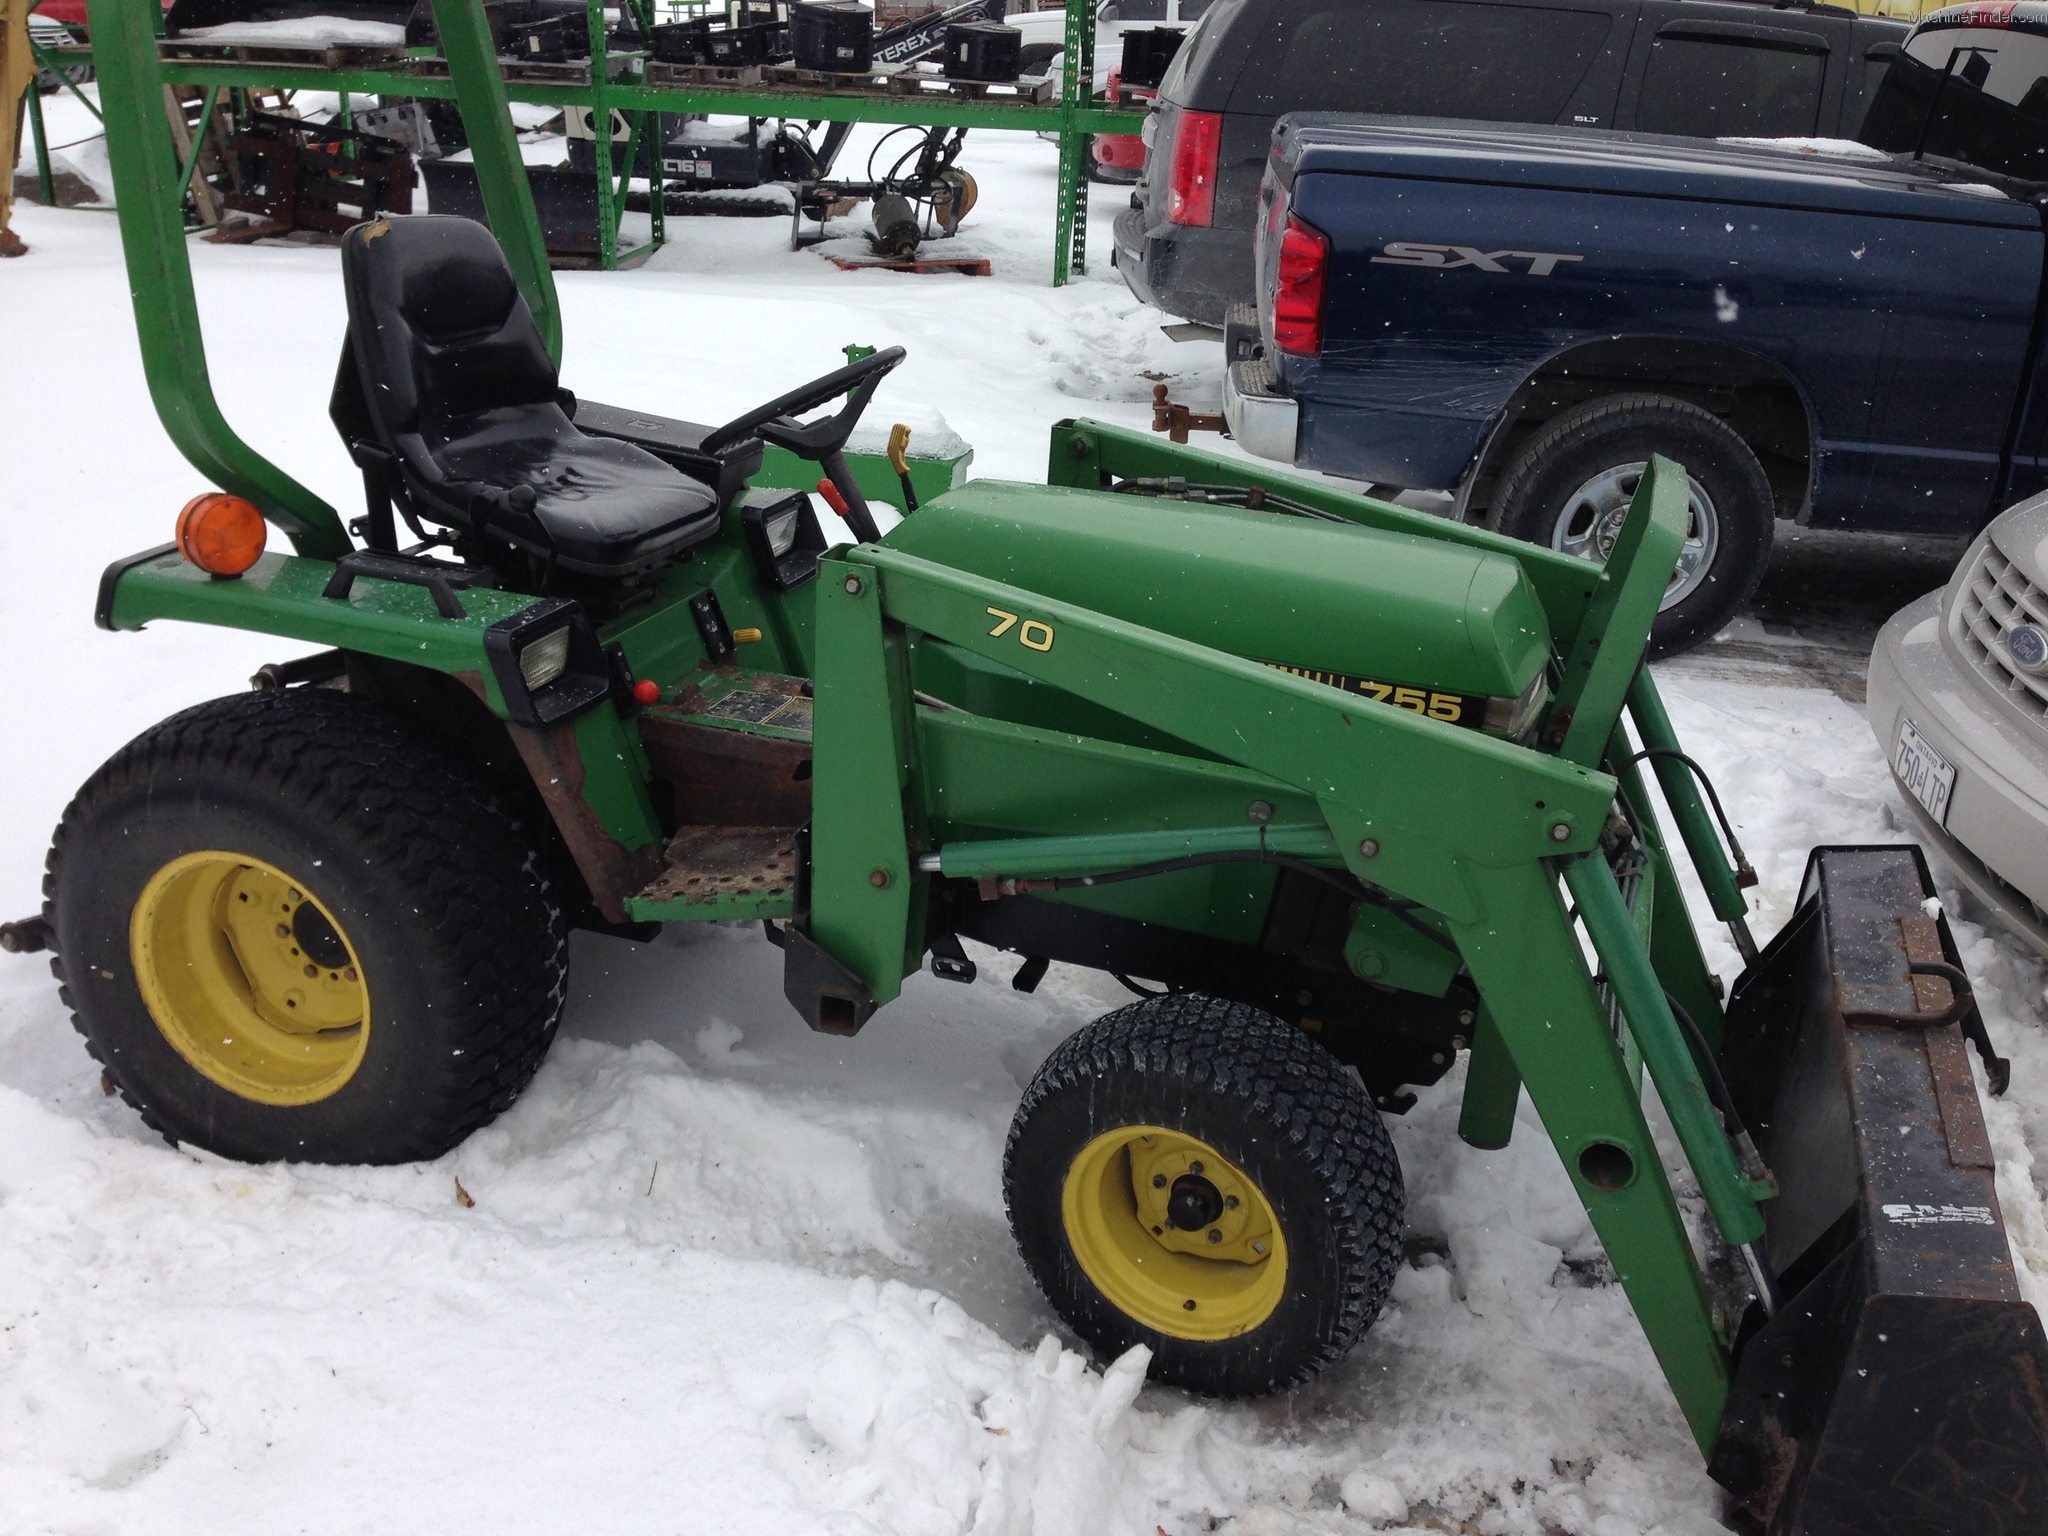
44,686,567,1165
1004,994,1404,1397
1488,392,1775,658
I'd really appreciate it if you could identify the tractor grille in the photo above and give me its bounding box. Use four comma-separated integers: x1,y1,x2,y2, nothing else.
1952,540,2048,727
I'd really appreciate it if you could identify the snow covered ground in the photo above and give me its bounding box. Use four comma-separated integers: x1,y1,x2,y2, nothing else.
4,96,2047,1536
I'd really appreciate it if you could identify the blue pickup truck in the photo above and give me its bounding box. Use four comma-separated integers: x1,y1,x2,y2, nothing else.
1225,2,2048,653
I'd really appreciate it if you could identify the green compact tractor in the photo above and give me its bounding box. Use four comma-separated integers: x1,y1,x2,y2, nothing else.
12,1,2048,1529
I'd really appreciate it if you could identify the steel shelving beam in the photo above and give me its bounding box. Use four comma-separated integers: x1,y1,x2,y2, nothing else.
99,0,1143,279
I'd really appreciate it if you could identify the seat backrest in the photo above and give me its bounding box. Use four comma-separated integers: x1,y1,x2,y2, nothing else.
339,215,557,446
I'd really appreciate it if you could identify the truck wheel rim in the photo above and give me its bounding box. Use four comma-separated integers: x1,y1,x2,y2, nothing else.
1551,461,1719,611
130,851,371,1107
1061,1125,1289,1341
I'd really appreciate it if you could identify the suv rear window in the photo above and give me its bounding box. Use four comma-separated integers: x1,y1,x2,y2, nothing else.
1158,0,1236,100
1636,32,1827,138
1860,20,2048,183
1226,0,1614,119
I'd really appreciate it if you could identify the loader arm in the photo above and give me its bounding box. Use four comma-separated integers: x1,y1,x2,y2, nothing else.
803,457,1772,1450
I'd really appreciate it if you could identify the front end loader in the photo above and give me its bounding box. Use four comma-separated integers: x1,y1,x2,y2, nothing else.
10,0,2045,1528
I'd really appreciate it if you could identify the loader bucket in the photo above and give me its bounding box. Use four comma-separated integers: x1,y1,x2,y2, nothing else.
1709,845,2048,1534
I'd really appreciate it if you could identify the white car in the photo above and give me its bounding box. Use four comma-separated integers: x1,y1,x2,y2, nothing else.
1869,490,2048,954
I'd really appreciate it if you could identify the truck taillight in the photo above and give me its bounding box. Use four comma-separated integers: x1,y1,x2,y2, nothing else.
1165,109,1220,227
1273,213,1328,356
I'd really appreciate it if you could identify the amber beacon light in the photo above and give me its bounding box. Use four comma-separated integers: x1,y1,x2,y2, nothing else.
175,493,268,577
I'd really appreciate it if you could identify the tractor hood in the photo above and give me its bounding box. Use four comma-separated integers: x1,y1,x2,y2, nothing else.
883,481,1552,703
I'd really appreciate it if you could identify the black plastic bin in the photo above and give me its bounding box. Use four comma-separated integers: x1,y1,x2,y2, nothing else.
1119,26,1183,90
791,1,871,72
650,17,711,62
703,22,777,65
943,20,1018,81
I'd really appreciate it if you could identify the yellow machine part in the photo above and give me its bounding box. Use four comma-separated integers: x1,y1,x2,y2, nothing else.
1061,1125,1290,1342
130,851,372,1106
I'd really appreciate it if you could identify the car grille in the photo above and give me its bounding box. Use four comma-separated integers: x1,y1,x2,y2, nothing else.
1952,539,2048,723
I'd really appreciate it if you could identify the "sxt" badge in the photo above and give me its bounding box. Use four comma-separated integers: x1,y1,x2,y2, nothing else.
1371,242,1584,277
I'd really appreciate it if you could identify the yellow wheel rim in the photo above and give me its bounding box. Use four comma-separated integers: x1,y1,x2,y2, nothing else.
130,851,371,1107
1061,1125,1289,1341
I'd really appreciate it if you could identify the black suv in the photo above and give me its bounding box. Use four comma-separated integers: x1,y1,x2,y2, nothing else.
1114,0,1908,323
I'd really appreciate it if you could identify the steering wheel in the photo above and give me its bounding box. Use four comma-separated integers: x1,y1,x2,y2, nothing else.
702,347,907,544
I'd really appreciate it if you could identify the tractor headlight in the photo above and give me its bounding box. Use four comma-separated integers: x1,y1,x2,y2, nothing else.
764,505,801,557
742,488,826,592
1483,670,1551,741
485,599,611,728
518,626,573,690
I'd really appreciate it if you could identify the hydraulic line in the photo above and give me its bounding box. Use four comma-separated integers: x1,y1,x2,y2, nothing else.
1110,476,1349,523
1619,747,1757,890
1664,990,1773,1191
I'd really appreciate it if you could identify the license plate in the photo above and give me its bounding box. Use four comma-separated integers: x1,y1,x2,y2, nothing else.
1894,718,1957,826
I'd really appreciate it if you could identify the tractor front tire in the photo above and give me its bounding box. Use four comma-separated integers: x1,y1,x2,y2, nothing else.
1488,392,1775,658
1004,995,1404,1397
45,686,567,1165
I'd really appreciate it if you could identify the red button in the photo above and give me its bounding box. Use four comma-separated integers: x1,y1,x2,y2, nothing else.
631,678,661,706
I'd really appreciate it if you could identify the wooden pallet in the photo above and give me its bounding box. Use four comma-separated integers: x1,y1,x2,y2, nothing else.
765,59,905,91
204,217,297,245
158,38,407,70
502,56,593,84
751,60,1051,102
827,253,991,276
884,68,1054,103
414,54,631,85
162,84,234,228
645,59,765,87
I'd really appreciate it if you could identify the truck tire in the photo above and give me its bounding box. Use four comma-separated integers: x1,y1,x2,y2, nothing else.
44,686,567,1165
1489,393,1774,657
1004,994,1404,1397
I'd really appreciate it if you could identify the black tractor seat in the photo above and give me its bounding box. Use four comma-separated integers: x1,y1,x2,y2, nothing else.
568,398,762,510
331,215,736,578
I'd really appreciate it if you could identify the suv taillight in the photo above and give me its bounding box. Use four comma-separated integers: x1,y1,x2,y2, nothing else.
1273,213,1328,356
1165,109,1220,227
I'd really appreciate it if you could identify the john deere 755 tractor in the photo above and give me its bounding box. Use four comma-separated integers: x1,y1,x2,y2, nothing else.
9,1,2046,1529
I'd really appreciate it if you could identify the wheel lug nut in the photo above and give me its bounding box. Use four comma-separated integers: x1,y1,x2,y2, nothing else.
1152,1174,1166,1188
303,964,318,978
1207,1229,1221,1244
275,924,290,939
1189,1160,1204,1175
1224,1196,1239,1210
1182,1299,1196,1311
